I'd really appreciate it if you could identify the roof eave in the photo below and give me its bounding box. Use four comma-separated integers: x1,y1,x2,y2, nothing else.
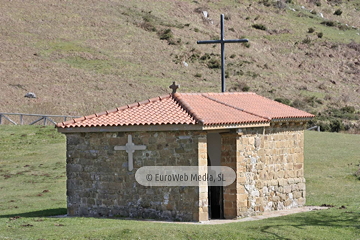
270,117,315,123
57,124,204,133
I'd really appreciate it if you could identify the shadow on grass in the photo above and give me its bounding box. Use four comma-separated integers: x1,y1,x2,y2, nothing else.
251,210,360,240
0,208,67,218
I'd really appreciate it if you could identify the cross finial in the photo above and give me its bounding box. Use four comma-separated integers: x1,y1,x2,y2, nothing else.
169,81,180,94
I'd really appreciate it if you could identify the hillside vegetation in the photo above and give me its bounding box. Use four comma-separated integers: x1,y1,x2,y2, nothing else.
1,0,359,131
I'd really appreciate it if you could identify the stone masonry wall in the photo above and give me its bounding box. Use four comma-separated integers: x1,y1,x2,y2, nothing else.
65,131,207,221
235,123,306,217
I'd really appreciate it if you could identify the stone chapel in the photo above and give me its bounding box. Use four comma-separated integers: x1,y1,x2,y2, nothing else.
56,91,314,222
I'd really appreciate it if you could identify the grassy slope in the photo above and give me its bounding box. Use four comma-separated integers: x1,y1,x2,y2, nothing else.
0,0,359,118
0,126,359,239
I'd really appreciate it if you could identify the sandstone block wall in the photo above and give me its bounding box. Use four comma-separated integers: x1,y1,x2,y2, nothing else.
64,123,307,222
65,131,206,221
234,123,306,217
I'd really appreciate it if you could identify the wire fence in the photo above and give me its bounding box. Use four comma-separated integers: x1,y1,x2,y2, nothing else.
0,113,80,126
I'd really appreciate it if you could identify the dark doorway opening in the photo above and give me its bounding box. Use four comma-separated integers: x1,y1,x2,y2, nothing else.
208,184,223,219
207,132,224,219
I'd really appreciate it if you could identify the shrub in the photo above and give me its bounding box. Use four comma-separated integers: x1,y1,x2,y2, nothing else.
242,85,250,92
330,119,344,132
317,32,323,38
200,53,211,61
259,0,272,7
304,96,320,107
321,21,336,27
355,168,360,180
338,24,351,31
230,54,236,59
229,81,250,92
159,29,173,40
207,59,221,69
194,73,202,78
308,27,315,33
302,36,311,44
318,121,331,132
274,98,291,106
291,98,306,109
252,24,267,31
189,53,200,62
341,106,356,114
334,9,342,15
309,0,321,6
328,0,343,6
347,41,360,52
224,14,231,20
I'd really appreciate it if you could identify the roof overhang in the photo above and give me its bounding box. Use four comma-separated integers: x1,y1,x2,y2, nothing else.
56,122,271,133
270,117,314,123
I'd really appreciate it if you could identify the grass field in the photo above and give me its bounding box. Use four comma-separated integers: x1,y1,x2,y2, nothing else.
0,126,359,239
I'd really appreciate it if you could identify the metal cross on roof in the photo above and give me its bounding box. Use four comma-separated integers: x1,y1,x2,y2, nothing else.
197,14,249,92
169,81,180,94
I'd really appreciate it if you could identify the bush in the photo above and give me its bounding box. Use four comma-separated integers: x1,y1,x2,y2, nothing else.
252,24,267,31
200,53,211,61
194,73,202,78
341,106,356,114
274,98,291,106
334,9,343,15
140,22,157,32
308,27,315,33
317,32,323,38
159,29,173,40
207,59,221,69
302,36,311,44
224,14,231,20
347,41,360,52
309,0,322,6
355,168,360,180
321,21,336,27
330,119,344,132
259,0,272,7
229,81,250,92
242,85,250,92
243,42,251,48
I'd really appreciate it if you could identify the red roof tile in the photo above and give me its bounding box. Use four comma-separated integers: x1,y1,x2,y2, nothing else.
181,92,314,120
56,92,314,128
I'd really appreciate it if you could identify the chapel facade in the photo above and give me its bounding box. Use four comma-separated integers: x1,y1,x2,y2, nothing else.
57,92,313,221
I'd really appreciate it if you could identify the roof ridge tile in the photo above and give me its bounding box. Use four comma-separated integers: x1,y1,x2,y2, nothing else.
200,94,270,122
95,111,107,117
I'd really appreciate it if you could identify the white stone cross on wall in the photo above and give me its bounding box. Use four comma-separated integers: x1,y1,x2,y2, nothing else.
114,135,146,171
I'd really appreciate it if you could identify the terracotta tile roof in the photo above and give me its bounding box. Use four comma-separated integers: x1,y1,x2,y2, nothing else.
56,92,314,128
177,92,314,121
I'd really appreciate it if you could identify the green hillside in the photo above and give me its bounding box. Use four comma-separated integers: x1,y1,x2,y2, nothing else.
1,0,359,131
